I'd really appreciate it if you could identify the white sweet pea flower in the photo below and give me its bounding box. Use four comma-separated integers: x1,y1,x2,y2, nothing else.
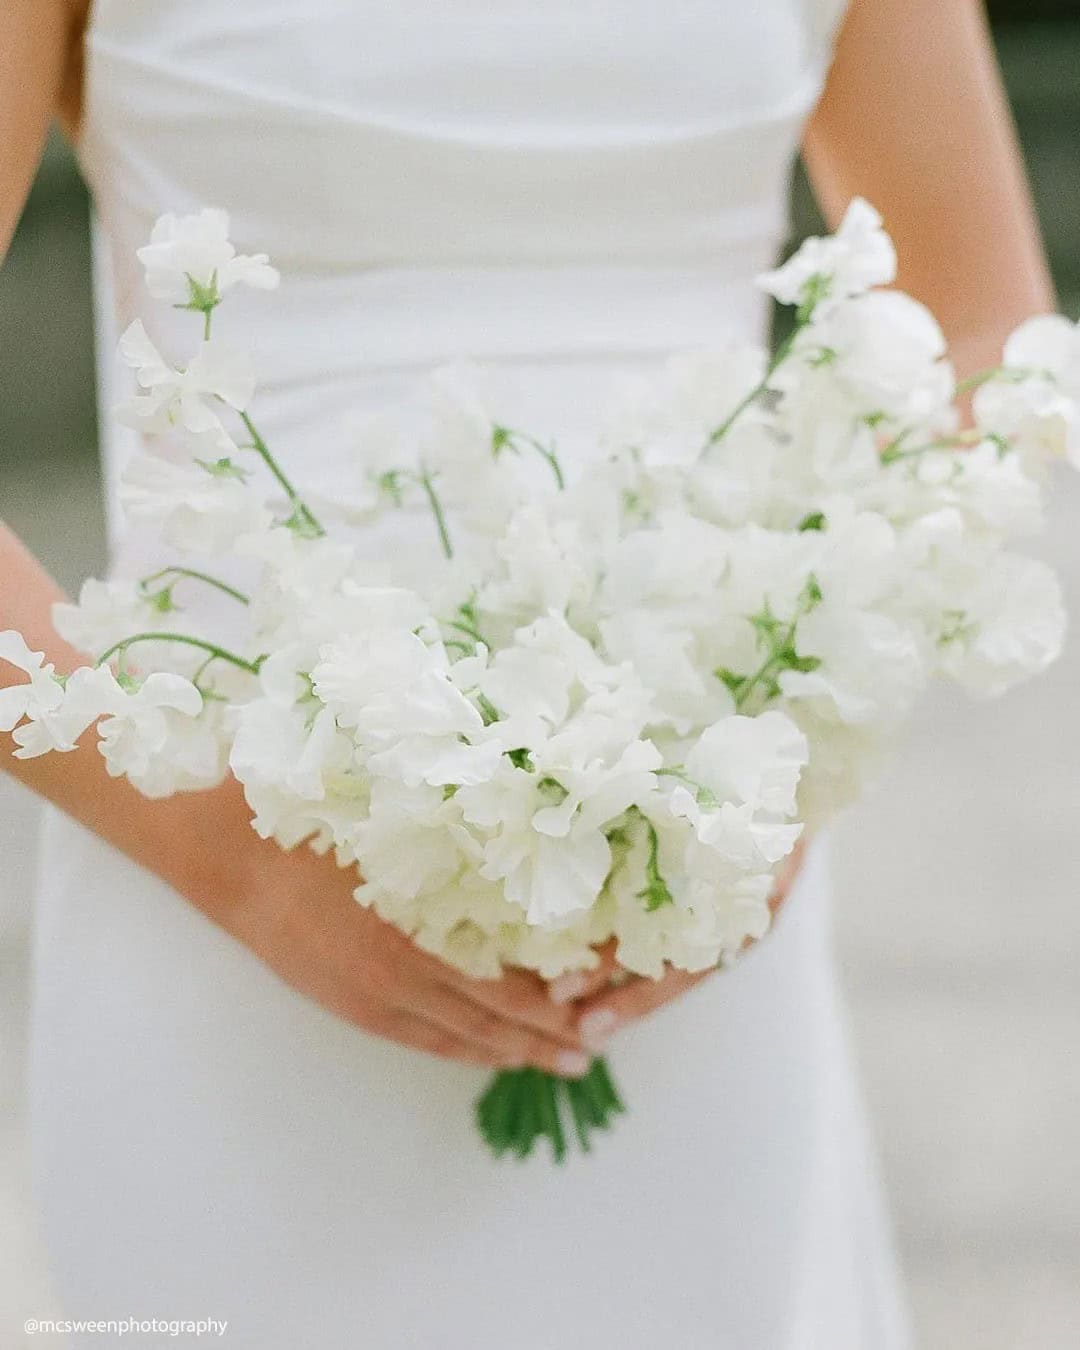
457,763,614,926
757,197,896,311
0,632,65,733
478,503,594,621
909,443,1043,539
311,628,500,790
529,737,661,840
115,320,255,454
353,779,480,903
974,314,1080,466
936,552,1065,697
780,604,927,726
797,290,955,429
606,822,777,977
238,531,379,646
477,612,619,738
87,669,218,797
52,578,162,656
0,634,117,757
230,646,356,835
136,208,279,304
121,452,272,555
684,711,808,817
313,631,481,743
417,364,525,534
602,344,768,472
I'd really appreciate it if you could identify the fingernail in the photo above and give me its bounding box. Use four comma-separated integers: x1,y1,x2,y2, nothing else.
579,1008,618,1053
548,971,588,1004
555,1050,590,1078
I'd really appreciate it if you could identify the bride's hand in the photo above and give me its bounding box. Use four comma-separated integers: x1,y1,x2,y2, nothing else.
176,782,591,1077
550,841,808,1054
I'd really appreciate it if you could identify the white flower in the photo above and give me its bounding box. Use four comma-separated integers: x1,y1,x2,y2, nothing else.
312,630,484,766
120,452,272,555
0,634,116,757
353,779,477,902
136,208,279,304
936,553,1065,697
974,314,1080,466
115,321,255,454
87,669,218,796
684,711,808,817
237,530,376,645
758,198,896,310
798,290,954,429
781,605,927,726
529,737,661,839
52,579,161,657
0,632,65,731
418,364,525,534
601,344,768,470
478,504,594,621
229,648,357,838
909,443,1043,539
458,763,614,925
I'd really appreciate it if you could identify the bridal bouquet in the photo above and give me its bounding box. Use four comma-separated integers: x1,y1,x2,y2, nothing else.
4,202,1079,1160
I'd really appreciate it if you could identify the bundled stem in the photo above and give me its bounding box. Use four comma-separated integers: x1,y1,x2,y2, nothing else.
476,1058,625,1163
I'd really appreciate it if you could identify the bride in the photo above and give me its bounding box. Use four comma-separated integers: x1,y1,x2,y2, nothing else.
1,1,1053,1345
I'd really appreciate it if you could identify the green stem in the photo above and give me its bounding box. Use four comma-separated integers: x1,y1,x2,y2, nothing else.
656,765,719,807
138,566,250,606
705,324,801,449
954,364,1049,396
517,431,565,490
95,632,263,677
446,618,486,647
494,426,566,490
238,410,325,537
719,576,823,711
475,1057,624,1162
417,468,454,560
627,805,674,911
880,428,983,465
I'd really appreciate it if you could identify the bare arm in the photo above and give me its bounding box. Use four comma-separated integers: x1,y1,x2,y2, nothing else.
803,0,1055,378
0,0,75,259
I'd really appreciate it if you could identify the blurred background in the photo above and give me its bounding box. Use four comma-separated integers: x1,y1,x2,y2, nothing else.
2,7,1080,1347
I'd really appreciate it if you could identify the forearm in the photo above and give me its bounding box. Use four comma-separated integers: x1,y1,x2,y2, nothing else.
803,0,1055,381
0,522,245,908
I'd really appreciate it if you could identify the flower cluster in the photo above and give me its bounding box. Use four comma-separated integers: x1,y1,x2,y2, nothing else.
3,203,1077,991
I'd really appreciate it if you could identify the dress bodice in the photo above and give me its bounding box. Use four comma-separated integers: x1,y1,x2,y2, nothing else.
78,1,846,549
81,1,844,366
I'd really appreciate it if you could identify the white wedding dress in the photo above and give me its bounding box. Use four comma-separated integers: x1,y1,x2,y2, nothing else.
30,2,912,1345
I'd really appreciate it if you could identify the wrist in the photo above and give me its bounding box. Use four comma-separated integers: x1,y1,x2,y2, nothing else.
149,774,260,922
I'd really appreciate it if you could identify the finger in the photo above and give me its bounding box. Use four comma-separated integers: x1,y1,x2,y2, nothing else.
436,961,585,1050
574,967,714,1053
378,1009,508,1069
547,940,620,1004
413,982,591,1078
375,924,584,1049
